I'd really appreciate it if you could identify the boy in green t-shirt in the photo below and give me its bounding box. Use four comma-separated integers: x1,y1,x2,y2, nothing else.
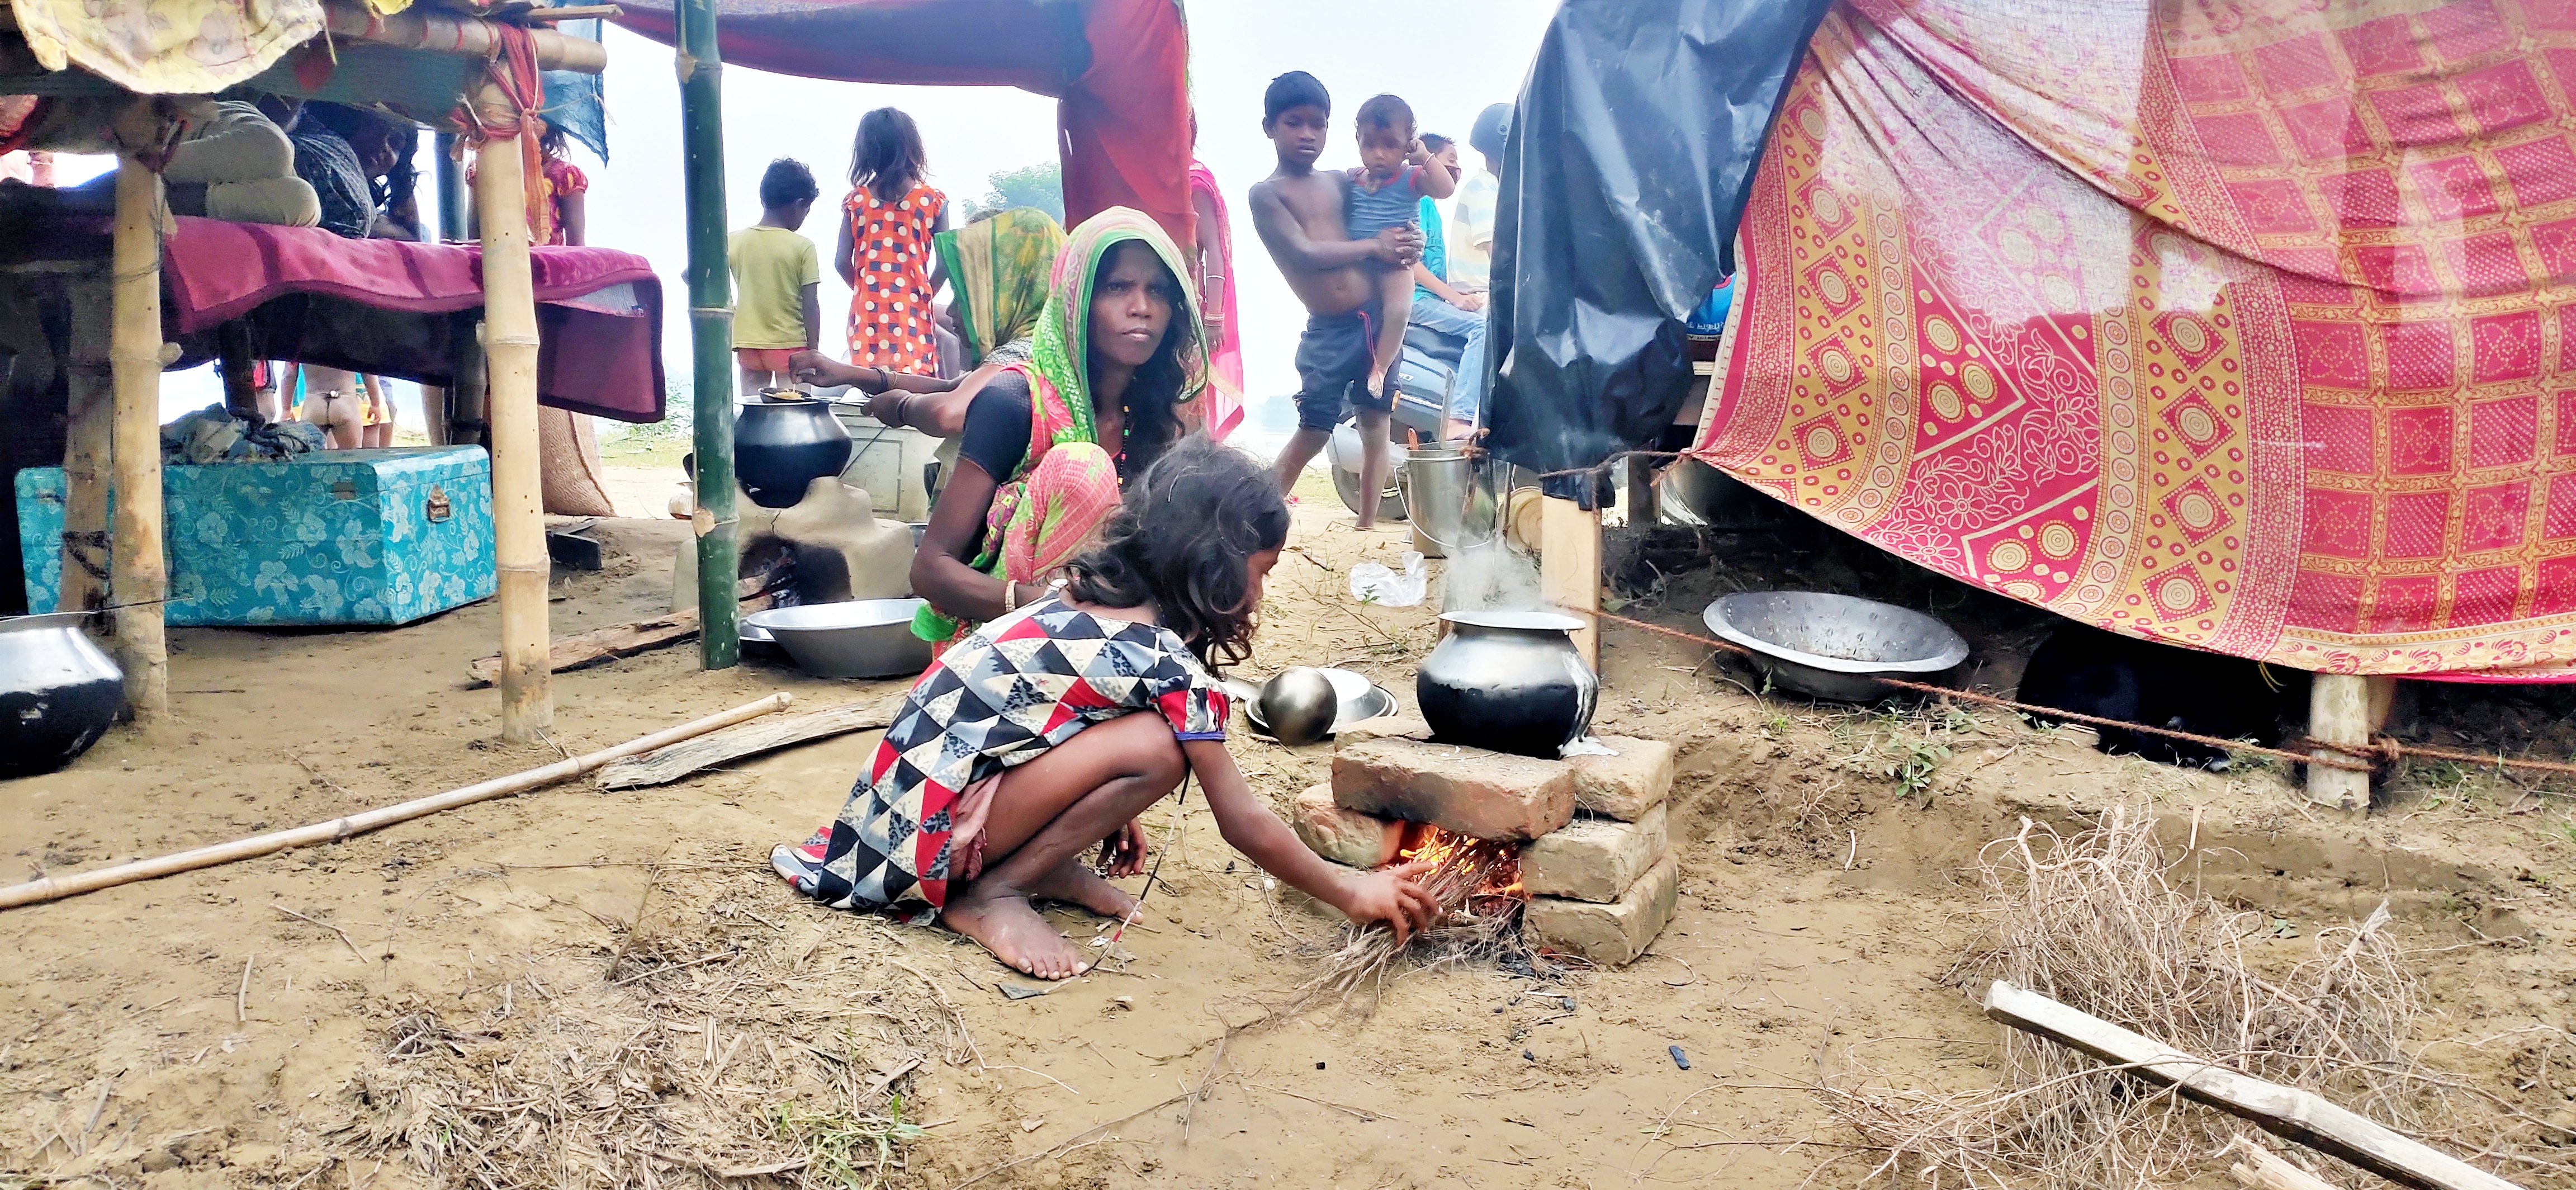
728,158,825,395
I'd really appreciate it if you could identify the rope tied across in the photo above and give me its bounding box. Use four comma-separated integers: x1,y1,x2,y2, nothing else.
1591,609,2576,778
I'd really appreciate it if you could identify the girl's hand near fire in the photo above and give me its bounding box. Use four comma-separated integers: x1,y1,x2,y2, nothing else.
1333,861,1439,943
1182,738,1438,936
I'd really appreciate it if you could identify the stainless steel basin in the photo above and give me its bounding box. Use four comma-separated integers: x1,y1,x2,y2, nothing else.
1702,591,1967,702
744,598,932,680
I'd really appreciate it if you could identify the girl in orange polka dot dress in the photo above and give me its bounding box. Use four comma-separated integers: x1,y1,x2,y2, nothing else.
835,107,950,376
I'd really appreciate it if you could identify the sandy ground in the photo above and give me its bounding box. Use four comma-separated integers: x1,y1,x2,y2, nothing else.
3,472,2573,1189
598,466,685,523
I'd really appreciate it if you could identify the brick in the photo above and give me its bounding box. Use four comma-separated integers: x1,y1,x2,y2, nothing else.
1525,853,1679,967
1291,784,1403,868
1331,737,1576,842
1521,803,1667,903
1336,713,1431,745
1567,735,1675,820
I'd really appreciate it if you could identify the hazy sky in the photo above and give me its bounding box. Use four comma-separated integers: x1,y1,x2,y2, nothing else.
575,0,1564,418
93,1,1567,423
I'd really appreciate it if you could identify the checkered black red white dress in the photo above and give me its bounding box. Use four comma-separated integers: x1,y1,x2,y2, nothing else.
774,597,1229,923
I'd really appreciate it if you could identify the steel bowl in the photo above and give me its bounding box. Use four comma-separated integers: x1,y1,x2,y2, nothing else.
1702,591,1968,702
0,612,125,776
1238,667,1396,741
744,598,932,679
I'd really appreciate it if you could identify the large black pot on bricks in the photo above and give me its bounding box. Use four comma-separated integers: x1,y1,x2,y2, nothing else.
1416,609,1598,759
0,612,125,777
733,395,854,509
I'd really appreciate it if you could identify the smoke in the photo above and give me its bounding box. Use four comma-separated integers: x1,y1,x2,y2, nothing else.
1442,537,1544,613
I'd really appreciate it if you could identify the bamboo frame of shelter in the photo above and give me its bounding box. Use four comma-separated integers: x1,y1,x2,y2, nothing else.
1,0,609,742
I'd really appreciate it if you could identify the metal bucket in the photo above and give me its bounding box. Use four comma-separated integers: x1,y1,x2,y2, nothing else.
1400,445,1499,556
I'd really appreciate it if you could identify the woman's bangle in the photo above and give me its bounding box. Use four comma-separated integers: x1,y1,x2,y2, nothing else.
1002,580,1020,612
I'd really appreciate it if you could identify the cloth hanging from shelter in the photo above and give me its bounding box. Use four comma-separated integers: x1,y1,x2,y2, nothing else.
538,12,609,162
1703,0,2576,678
610,0,1194,250
5,0,325,94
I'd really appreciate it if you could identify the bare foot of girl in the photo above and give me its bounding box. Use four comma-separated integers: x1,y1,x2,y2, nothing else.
942,882,1087,979
1028,858,1142,922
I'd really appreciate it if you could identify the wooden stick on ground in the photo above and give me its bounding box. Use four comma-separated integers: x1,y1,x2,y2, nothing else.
2227,1136,2347,1190
596,697,898,790
465,584,774,685
1982,980,2524,1190
0,695,793,912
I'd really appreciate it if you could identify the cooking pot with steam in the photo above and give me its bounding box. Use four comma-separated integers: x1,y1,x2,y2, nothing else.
1416,610,1597,758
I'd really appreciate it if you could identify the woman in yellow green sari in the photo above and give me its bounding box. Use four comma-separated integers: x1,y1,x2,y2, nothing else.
893,208,1210,649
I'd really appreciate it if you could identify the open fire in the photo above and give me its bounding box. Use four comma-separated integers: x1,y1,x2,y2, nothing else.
1387,822,1525,912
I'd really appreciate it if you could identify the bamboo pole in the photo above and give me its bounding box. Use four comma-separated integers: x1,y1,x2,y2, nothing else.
319,1,609,74
427,133,472,448
109,153,168,719
56,272,112,617
0,695,792,912
474,96,550,743
677,0,741,669
448,311,489,447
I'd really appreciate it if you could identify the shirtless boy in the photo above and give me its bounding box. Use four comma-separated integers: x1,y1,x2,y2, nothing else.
1248,70,1423,529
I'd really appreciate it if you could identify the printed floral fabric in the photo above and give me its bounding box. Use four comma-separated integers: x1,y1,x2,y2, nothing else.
8,0,325,94
1706,0,2576,678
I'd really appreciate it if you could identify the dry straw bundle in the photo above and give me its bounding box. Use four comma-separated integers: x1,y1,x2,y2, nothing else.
1820,807,2566,1188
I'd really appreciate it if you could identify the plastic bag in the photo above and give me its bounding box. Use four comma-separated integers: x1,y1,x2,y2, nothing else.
1349,551,1427,607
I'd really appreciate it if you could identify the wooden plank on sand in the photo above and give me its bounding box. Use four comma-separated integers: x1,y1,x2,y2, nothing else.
1982,980,2524,1190
465,596,771,686
596,698,900,790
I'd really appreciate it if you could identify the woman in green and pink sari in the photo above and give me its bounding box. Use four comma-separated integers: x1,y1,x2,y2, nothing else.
897,207,1210,649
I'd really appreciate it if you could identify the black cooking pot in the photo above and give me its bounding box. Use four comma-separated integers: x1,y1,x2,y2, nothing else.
1,612,125,777
733,395,853,508
1417,610,1599,758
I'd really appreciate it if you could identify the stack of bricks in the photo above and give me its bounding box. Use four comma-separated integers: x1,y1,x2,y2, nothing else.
1289,717,1678,966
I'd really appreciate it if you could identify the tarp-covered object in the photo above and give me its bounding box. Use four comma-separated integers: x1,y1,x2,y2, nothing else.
7,0,325,93
1481,0,1830,480
613,0,1191,249
1703,0,2576,678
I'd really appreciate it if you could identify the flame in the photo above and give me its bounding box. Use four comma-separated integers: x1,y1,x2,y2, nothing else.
1389,822,1525,901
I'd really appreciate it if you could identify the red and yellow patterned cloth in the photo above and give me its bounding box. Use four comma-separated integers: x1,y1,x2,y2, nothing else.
1705,0,2576,678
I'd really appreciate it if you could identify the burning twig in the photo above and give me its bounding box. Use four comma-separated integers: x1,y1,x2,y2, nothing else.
1290,825,1527,1010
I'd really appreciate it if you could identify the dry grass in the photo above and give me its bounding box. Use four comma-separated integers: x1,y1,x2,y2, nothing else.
323,873,973,1189
1816,807,2576,1188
